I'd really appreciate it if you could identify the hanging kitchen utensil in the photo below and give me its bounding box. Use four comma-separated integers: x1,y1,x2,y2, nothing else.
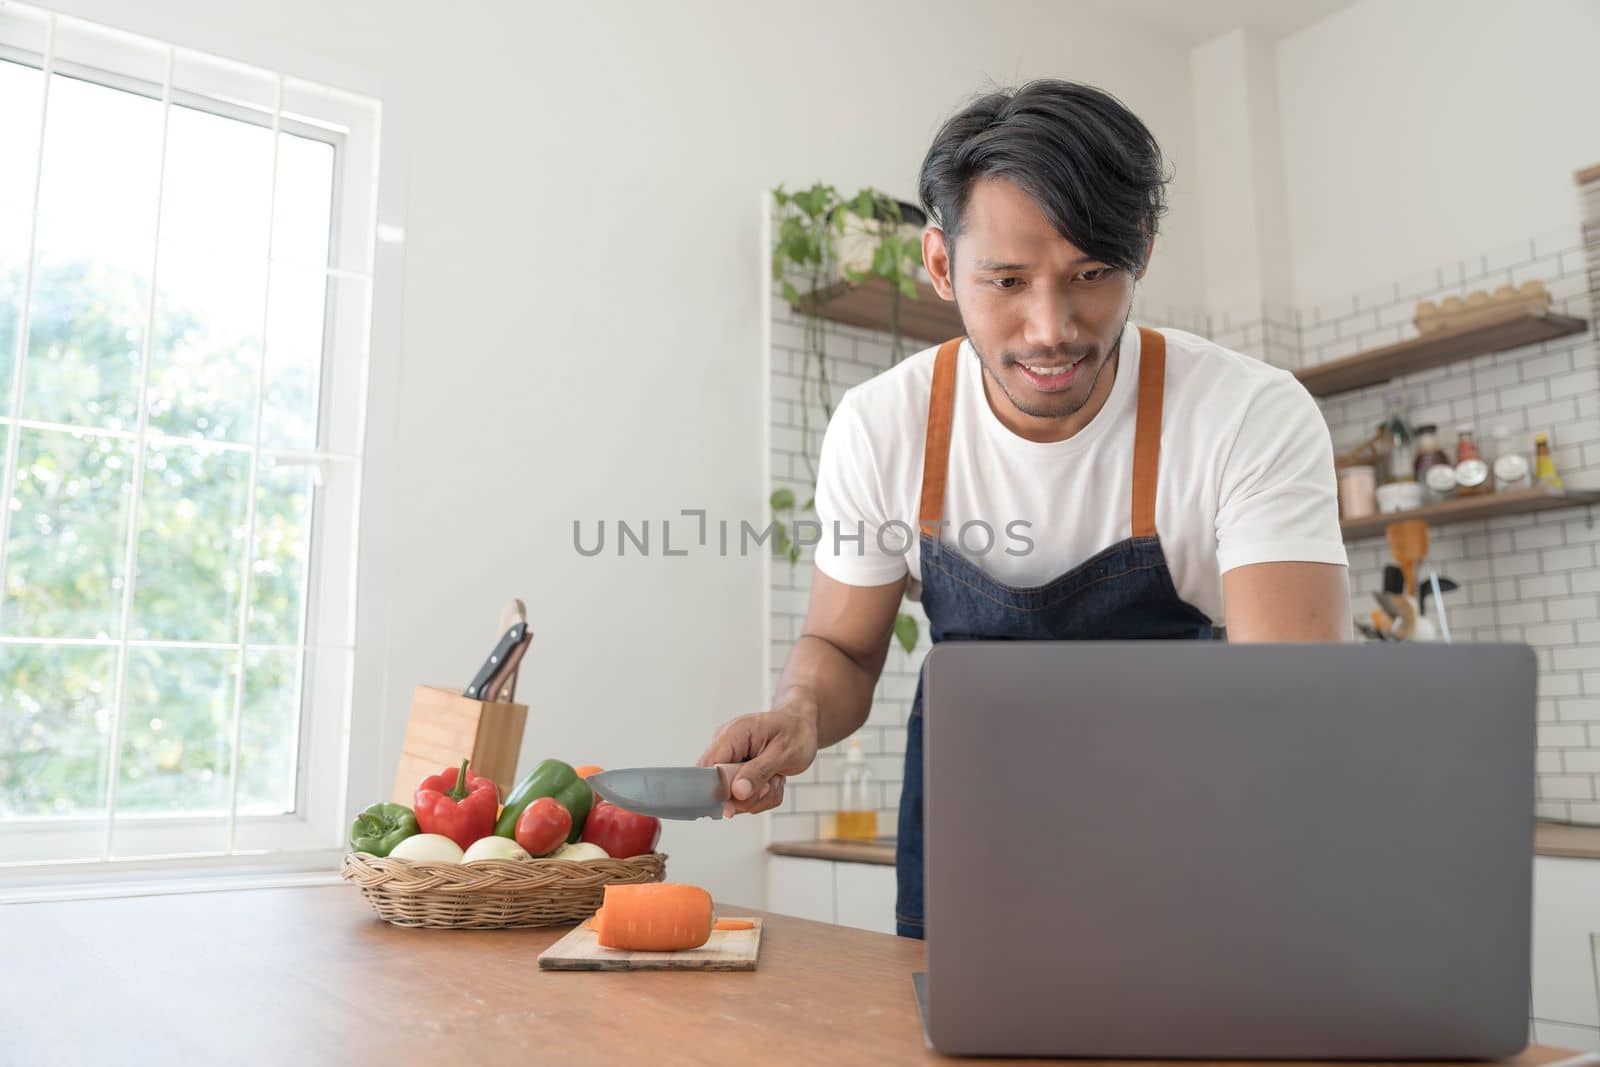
1423,570,1455,643
1386,519,1430,597
1382,565,1405,596
1390,593,1421,640
1418,575,1459,617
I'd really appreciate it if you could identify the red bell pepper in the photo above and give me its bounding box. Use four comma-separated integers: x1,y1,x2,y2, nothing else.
414,759,499,850
581,800,661,859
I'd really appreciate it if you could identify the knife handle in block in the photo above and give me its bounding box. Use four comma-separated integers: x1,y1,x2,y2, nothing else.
486,633,532,704
497,598,526,637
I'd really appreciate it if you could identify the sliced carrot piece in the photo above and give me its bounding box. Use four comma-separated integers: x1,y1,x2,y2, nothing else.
713,919,755,931
594,883,713,951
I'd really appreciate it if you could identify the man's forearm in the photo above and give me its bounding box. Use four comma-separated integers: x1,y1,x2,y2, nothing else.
773,633,880,749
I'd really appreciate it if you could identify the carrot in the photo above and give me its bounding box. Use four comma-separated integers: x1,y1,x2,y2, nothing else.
573,765,603,779
713,919,754,931
594,883,713,951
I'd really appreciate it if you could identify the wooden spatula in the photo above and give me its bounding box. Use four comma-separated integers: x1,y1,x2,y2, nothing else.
1387,519,1430,597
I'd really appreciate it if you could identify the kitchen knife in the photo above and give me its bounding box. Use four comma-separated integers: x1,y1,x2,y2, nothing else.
491,599,529,701
588,764,784,820
482,631,532,703
464,621,528,700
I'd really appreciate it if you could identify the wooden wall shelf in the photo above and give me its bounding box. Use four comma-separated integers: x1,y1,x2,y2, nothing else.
791,277,963,346
1295,306,1587,398
1341,486,1599,541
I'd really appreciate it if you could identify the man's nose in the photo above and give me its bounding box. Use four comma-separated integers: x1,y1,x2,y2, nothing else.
1020,283,1082,350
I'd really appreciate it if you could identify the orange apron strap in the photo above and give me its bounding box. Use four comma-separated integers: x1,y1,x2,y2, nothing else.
1130,326,1166,540
917,336,965,538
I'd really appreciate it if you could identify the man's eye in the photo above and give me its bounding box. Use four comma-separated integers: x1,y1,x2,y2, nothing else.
1079,267,1114,282
991,277,1022,290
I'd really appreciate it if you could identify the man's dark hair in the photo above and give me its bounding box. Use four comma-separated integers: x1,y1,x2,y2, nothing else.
918,80,1170,274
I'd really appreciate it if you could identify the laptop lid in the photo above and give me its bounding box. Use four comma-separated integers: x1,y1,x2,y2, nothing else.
922,642,1535,1059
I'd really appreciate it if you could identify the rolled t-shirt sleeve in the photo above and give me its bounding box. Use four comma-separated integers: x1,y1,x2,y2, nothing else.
1213,375,1349,575
810,393,911,587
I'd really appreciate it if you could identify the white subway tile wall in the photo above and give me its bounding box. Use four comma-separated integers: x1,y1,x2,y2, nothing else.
768,216,1600,836
767,281,928,841
1302,218,1600,824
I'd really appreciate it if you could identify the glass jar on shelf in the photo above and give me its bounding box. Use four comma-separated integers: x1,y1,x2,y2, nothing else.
1381,396,1415,485
1489,425,1530,492
1454,427,1491,497
1413,424,1450,485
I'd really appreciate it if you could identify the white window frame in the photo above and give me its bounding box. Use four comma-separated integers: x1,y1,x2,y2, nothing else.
0,3,380,881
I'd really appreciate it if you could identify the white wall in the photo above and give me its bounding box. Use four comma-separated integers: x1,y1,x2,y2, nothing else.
32,0,1208,902
1189,27,1295,325
1274,0,1600,310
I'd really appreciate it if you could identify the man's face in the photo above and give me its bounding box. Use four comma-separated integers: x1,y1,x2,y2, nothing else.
924,177,1143,430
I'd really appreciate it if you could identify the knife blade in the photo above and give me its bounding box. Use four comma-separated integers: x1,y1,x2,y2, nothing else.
588,764,756,820
464,621,528,700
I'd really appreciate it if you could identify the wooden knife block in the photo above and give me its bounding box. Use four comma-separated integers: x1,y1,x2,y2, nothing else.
391,684,527,805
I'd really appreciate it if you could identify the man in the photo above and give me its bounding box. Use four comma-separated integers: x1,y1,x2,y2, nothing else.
701,80,1351,939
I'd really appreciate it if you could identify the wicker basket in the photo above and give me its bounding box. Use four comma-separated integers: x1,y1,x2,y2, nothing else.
341,851,667,929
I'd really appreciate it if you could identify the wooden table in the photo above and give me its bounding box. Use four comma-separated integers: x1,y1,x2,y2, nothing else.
0,885,1583,1066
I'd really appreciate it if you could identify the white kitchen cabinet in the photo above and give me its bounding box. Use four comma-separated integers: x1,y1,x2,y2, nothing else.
765,854,897,934
765,855,835,924
1531,856,1600,1040
1533,1020,1600,1053
834,860,897,934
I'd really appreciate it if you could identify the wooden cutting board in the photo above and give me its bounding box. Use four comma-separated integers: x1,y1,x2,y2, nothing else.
538,918,763,971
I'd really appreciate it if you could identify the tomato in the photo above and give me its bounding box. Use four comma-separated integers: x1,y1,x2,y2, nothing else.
581,802,661,860
515,796,572,856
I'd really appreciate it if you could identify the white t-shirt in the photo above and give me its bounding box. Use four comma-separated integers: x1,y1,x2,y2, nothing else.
810,321,1348,624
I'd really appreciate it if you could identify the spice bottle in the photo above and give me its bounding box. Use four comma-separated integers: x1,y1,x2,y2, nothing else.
1534,434,1564,490
1382,396,1415,485
1454,428,1491,497
1413,424,1450,484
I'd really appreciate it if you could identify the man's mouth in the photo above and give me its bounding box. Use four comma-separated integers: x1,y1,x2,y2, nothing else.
1014,353,1090,393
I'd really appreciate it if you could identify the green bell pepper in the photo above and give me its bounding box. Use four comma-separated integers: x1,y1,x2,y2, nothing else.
349,802,420,856
495,758,592,843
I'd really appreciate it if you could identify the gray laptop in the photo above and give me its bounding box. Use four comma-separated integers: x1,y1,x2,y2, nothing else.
916,641,1536,1059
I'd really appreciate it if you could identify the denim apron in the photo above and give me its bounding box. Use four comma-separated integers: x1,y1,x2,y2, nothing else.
895,327,1214,939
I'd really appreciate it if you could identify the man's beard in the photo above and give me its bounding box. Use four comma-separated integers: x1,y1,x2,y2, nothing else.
959,304,1133,421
